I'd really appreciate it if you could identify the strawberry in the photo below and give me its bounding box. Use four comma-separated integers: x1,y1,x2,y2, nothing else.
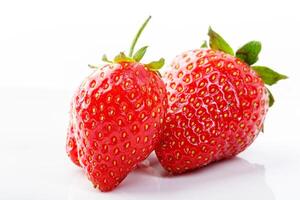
66,16,167,191
155,27,287,174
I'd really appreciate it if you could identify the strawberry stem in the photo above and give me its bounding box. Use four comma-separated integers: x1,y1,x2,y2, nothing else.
91,16,165,71
128,16,151,57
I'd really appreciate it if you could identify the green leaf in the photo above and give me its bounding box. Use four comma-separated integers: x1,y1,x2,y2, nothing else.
133,46,148,62
208,26,234,55
88,64,99,69
201,40,208,48
102,54,113,63
266,87,274,107
236,41,261,65
252,66,288,85
146,58,165,71
113,52,135,63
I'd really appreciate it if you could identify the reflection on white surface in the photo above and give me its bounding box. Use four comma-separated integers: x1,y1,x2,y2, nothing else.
0,88,298,200
68,154,275,200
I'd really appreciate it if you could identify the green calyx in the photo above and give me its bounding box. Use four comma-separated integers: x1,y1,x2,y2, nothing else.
201,40,208,48
251,66,288,86
89,16,164,72
202,27,288,107
236,41,261,65
208,26,234,56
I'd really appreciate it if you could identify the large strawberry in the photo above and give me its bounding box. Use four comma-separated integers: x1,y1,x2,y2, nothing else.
155,27,287,174
66,16,167,191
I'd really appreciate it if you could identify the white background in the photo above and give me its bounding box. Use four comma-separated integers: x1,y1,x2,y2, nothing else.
0,0,299,199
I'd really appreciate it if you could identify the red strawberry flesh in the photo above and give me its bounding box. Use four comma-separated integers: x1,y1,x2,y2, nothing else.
73,62,167,191
155,49,268,173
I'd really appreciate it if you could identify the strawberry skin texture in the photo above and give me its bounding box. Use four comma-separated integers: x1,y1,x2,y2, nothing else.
155,49,268,174
66,102,81,167
66,119,81,167
72,62,167,191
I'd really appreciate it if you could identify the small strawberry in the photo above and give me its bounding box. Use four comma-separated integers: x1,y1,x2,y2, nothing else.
155,27,287,174
66,16,167,191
